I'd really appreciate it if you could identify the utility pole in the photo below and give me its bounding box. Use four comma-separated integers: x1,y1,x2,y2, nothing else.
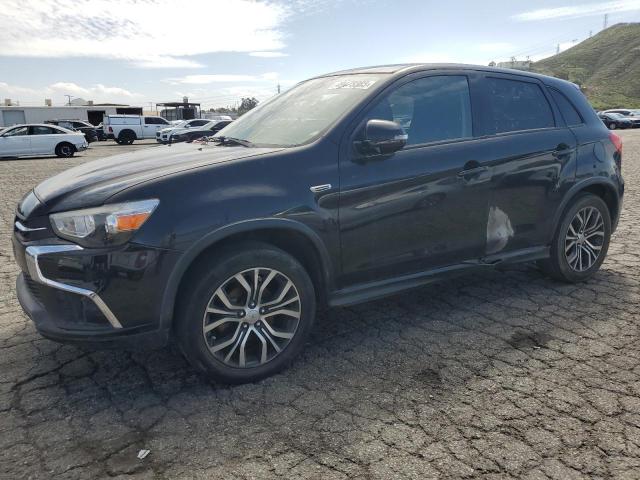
589,30,593,38
277,83,281,94
64,95,74,105
603,13,609,30
556,43,560,54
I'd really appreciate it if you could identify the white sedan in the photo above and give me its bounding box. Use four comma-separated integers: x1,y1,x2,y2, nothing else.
0,124,88,158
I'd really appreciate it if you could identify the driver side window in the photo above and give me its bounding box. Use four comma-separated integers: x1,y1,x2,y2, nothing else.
366,75,473,147
4,126,29,137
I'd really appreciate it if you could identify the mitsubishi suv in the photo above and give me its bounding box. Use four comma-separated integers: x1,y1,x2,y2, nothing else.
13,64,624,383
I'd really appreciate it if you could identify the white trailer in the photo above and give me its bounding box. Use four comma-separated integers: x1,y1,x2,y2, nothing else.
0,106,142,127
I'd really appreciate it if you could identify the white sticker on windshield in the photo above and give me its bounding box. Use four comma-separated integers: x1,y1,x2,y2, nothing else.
329,79,376,90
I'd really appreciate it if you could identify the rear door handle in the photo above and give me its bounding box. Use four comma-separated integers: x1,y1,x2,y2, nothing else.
458,165,489,177
552,147,575,158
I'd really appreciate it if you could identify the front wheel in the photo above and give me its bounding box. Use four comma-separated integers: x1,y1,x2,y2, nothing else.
539,194,611,283
608,122,617,130
176,243,316,383
55,142,75,158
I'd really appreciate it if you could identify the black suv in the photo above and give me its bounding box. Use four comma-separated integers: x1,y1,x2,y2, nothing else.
13,65,624,383
46,119,99,143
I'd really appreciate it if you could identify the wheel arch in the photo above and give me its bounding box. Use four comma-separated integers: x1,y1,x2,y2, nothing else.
550,177,621,242
160,219,335,331
55,141,76,155
118,128,137,140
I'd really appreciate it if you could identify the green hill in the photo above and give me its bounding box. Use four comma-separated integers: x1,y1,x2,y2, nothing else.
531,23,640,110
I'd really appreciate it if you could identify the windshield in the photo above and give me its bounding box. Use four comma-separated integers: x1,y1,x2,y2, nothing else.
215,74,387,147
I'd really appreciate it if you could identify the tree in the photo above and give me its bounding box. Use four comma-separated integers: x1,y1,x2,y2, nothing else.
238,97,259,116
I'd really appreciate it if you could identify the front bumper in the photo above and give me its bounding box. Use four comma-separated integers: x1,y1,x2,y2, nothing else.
13,224,180,347
77,143,89,151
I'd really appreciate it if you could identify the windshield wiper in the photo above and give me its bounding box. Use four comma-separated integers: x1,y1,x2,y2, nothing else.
212,136,254,147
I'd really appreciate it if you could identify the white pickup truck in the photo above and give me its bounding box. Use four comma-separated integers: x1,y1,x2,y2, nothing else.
103,115,171,144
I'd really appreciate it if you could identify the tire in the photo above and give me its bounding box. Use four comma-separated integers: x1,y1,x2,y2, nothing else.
176,242,316,384
55,142,75,158
117,130,136,145
538,194,611,283
608,122,617,130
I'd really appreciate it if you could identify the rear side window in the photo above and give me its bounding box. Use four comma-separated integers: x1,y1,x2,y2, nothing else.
30,126,56,135
367,75,473,146
484,77,554,134
548,87,583,126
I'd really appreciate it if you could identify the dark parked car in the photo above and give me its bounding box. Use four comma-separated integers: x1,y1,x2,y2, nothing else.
46,119,98,143
13,64,624,383
598,112,634,130
169,120,232,143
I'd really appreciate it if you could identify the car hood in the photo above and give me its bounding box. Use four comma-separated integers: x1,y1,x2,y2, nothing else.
33,142,283,213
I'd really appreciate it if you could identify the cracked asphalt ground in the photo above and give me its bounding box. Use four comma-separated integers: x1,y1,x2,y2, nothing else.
0,134,639,480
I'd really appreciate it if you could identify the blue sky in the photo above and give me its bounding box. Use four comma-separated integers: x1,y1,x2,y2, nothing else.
1,0,639,108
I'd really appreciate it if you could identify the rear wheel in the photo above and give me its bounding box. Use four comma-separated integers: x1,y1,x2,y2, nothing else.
176,243,316,383
117,130,136,145
55,142,75,158
608,122,617,130
539,194,611,282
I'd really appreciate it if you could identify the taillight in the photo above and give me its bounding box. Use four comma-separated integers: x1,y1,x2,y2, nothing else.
610,131,622,170
610,132,622,154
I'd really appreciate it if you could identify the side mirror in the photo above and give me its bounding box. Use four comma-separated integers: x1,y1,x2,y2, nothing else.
356,119,407,155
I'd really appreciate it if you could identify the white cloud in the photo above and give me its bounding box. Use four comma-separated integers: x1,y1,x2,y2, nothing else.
132,56,206,69
0,0,288,68
249,51,289,58
166,73,279,84
0,81,139,104
513,0,640,21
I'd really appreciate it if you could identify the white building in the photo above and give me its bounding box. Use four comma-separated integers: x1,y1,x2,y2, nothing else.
0,104,143,127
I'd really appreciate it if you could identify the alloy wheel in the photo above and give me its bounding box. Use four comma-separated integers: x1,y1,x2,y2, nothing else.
202,267,301,368
564,206,605,272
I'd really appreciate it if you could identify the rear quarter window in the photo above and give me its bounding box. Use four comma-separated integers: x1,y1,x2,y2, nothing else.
483,77,555,135
548,87,583,126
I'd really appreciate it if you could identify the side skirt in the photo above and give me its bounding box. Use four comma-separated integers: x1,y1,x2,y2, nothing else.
328,246,549,308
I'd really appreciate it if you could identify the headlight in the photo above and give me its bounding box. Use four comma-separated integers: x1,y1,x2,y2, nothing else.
50,199,159,247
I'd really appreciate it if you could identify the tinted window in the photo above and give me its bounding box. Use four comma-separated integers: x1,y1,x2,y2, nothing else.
367,75,473,146
484,77,554,134
145,117,168,125
31,126,56,135
191,120,209,126
548,88,582,126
